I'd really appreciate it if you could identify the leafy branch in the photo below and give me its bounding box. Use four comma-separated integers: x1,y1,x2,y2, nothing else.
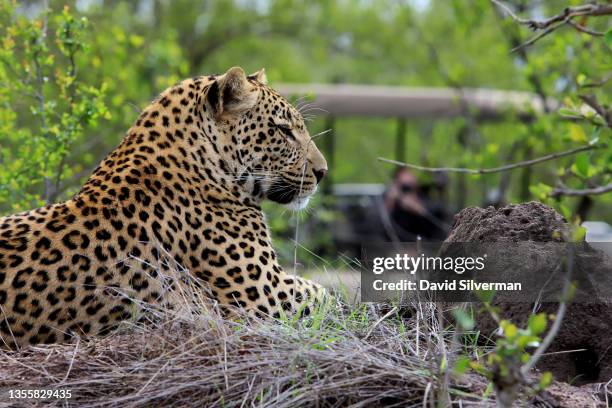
491,0,612,51
0,3,108,212
579,95,612,129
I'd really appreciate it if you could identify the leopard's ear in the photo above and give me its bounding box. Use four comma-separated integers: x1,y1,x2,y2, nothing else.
248,68,267,85
206,67,257,118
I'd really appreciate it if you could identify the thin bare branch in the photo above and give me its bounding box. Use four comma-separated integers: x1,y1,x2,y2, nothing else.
510,20,567,52
566,20,605,36
550,183,612,197
378,143,604,175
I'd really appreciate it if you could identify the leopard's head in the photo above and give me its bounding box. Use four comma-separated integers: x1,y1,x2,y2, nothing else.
205,66,327,210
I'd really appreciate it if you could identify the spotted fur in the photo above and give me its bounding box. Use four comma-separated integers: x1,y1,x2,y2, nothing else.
0,67,328,348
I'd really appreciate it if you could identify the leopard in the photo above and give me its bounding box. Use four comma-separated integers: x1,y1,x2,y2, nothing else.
0,66,329,349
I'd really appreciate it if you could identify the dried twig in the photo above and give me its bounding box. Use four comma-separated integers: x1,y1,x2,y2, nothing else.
521,245,574,376
378,143,603,175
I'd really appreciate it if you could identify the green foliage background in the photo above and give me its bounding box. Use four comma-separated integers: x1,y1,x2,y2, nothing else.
0,0,610,252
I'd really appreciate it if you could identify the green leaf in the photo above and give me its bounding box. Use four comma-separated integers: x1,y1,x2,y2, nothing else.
469,361,482,375
453,309,475,331
529,183,553,200
572,225,587,242
605,29,612,49
539,372,553,389
589,128,601,145
574,153,590,177
558,107,578,117
558,204,571,221
528,313,547,336
517,335,540,349
569,124,587,143
453,355,471,375
501,320,518,340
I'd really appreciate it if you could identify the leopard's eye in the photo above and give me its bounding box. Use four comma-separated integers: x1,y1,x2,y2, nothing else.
275,123,296,141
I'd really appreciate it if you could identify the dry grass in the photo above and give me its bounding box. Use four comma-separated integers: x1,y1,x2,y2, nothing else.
0,259,607,407
0,288,495,407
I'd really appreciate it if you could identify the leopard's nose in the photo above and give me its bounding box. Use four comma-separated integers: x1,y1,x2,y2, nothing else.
313,168,327,184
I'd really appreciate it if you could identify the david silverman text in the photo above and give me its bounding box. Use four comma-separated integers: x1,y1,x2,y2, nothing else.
372,279,522,291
